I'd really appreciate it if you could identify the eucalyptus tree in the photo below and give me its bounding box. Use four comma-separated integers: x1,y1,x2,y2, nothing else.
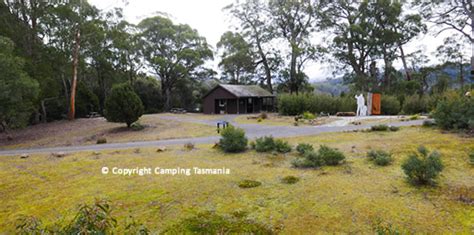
224,0,280,92
436,36,470,89
138,16,213,110
269,0,322,94
217,31,255,84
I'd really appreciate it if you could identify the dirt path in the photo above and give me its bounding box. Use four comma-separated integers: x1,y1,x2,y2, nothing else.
0,117,425,156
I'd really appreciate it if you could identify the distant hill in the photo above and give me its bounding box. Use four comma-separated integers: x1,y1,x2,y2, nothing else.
312,78,349,96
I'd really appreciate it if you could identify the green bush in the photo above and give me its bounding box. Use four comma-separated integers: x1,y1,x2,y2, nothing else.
274,139,292,153
469,151,474,165
96,137,107,144
371,124,389,131
402,95,430,114
422,120,436,127
162,211,273,234
254,136,275,153
302,111,316,120
401,146,444,185
318,145,345,166
367,150,393,166
238,179,262,188
130,122,145,131
281,176,300,184
278,93,353,116
292,150,324,168
219,126,248,153
104,83,144,127
381,95,401,115
296,143,314,155
389,126,400,132
432,92,474,130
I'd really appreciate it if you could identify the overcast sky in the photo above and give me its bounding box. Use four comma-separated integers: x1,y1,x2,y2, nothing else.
89,0,469,82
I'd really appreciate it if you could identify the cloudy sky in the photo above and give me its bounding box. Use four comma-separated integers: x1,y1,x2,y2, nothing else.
89,0,469,82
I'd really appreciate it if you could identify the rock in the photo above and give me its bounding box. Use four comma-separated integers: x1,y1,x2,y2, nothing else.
156,147,167,152
20,154,29,159
52,152,66,158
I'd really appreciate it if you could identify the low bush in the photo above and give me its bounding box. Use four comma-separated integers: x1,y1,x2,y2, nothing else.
130,122,145,131
292,145,345,168
219,125,248,153
389,126,400,132
367,150,393,166
296,143,314,155
302,111,316,120
371,124,389,131
238,180,262,188
432,92,474,130
254,136,275,153
281,176,300,184
96,137,107,144
318,145,345,166
402,95,430,115
422,120,436,127
274,139,292,153
401,146,444,185
184,142,194,151
292,151,324,168
381,95,401,115
162,211,273,234
259,112,268,119
16,200,129,234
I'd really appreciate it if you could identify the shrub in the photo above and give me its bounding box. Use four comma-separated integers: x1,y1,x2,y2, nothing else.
104,83,144,127
96,137,107,144
367,150,393,166
432,92,474,130
254,136,275,153
292,151,324,168
130,122,145,131
296,143,314,155
63,199,117,234
422,120,436,127
274,139,292,153
371,124,389,131
318,145,345,166
259,112,268,119
219,126,248,153
302,111,315,120
281,176,300,184
162,211,273,234
257,117,263,122
401,146,444,185
402,95,429,114
389,126,400,132
381,95,401,115
238,180,261,188
184,142,194,151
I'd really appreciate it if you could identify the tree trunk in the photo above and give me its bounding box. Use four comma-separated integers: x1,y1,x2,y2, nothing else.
460,60,464,89
41,99,47,123
290,45,298,94
399,44,411,81
68,28,81,120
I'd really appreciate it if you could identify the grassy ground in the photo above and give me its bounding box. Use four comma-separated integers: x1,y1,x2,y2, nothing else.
0,127,472,233
0,113,216,149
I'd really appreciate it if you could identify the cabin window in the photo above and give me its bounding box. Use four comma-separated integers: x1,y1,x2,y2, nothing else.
248,98,252,104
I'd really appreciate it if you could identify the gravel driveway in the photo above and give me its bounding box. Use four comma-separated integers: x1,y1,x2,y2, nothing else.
0,114,426,156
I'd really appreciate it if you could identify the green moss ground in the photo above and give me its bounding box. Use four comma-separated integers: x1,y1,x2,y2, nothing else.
0,127,472,233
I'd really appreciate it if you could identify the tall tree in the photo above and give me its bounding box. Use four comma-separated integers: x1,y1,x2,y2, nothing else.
0,36,39,130
436,36,470,89
138,16,213,110
269,0,319,94
217,31,255,84
224,0,280,92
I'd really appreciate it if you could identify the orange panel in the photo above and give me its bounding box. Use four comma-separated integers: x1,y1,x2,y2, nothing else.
372,93,381,115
